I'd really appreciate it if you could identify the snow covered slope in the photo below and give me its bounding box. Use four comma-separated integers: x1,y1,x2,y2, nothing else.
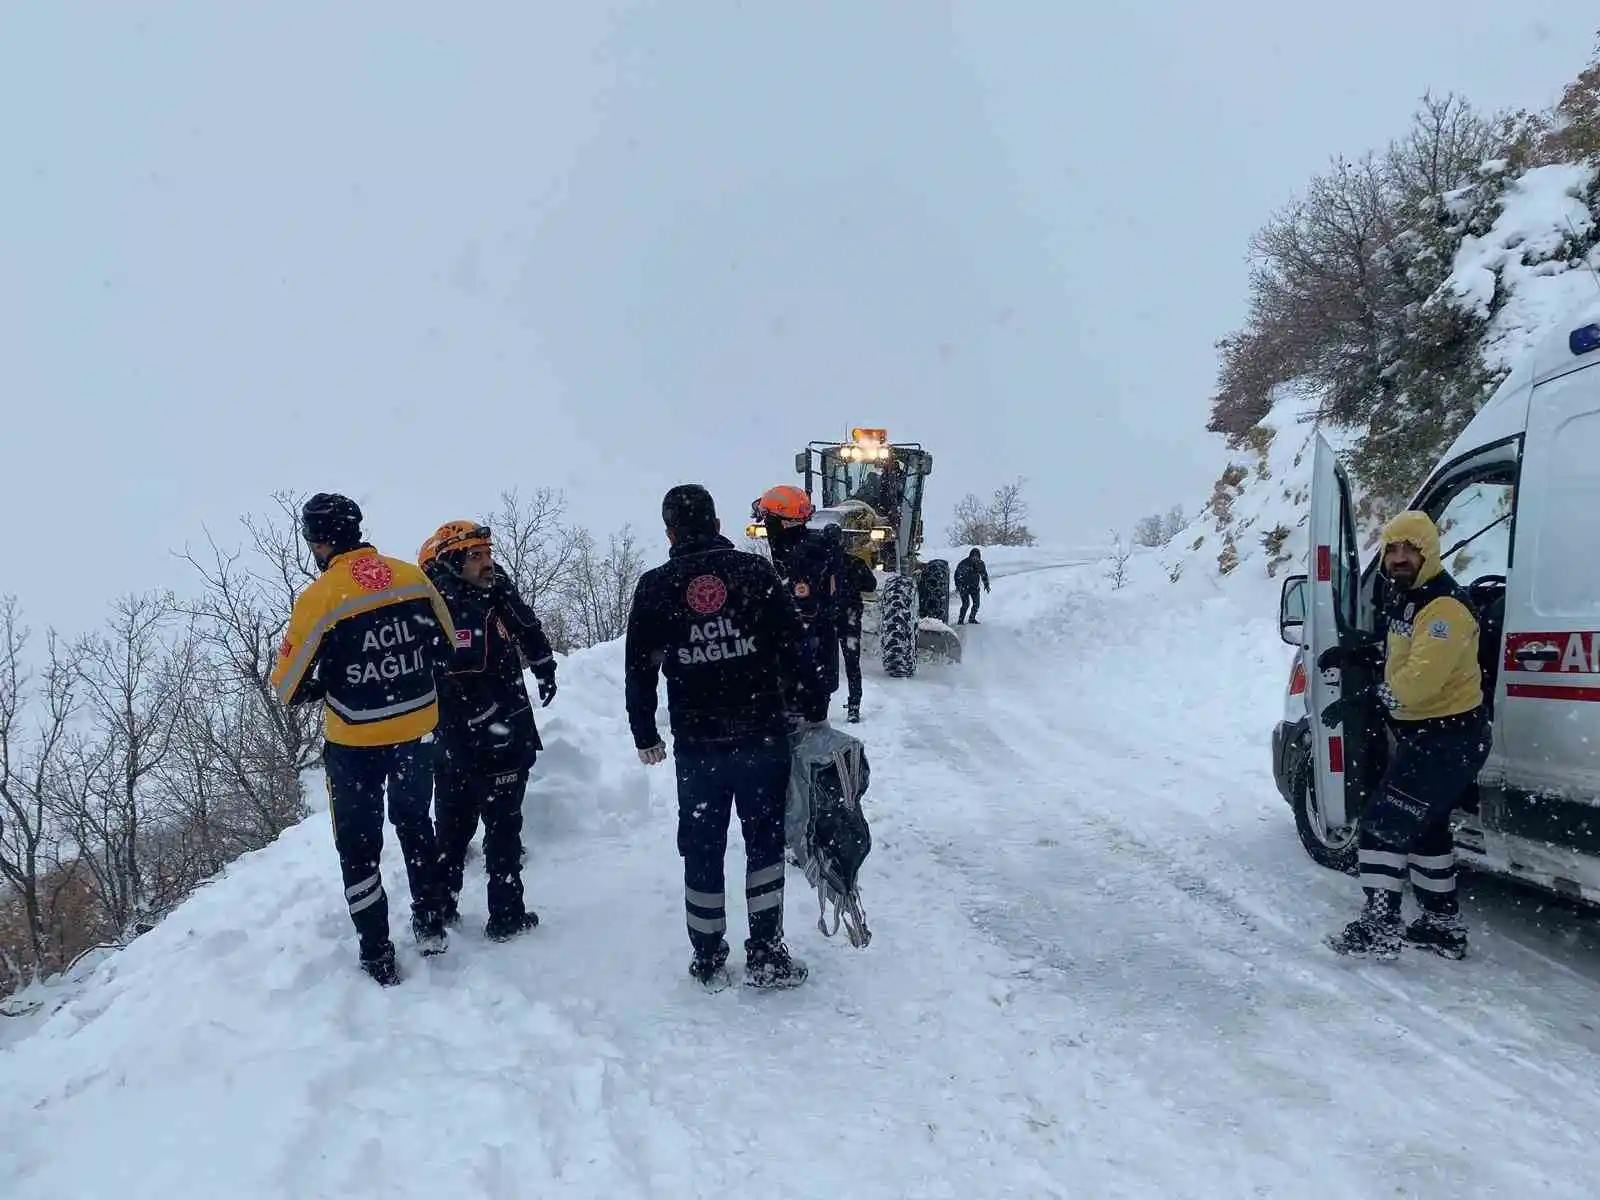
7,554,1600,1198
1174,157,1600,592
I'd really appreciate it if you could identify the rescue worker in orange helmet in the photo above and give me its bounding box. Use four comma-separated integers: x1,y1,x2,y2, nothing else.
756,484,842,723
419,520,558,942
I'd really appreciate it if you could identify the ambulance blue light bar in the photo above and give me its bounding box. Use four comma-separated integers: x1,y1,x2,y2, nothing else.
1571,323,1600,356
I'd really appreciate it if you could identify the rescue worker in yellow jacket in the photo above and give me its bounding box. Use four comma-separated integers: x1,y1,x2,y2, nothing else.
270,493,460,986
1319,510,1490,961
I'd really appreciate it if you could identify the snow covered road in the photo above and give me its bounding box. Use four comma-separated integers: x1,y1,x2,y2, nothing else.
884,574,1600,1197
6,556,1600,1198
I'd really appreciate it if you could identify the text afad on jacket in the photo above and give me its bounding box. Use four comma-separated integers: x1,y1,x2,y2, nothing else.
345,617,429,685
680,616,757,665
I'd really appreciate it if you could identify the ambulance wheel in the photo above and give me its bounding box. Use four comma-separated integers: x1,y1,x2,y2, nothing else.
1289,742,1358,874
881,575,917,679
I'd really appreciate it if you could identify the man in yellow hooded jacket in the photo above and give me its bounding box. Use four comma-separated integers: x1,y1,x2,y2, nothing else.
1319,510,1491,961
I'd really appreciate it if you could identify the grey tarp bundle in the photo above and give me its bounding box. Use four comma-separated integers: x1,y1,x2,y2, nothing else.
785,723,873,947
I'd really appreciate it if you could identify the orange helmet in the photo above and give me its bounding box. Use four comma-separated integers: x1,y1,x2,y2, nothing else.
757,485,814,522
418,520,491,570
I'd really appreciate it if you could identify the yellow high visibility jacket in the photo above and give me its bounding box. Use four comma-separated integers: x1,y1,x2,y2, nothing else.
270,546,458,748
1379,511,1483,723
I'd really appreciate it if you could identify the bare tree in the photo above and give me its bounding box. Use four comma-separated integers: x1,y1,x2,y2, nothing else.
177,516,322,782
561,525,646,648
0,600,83,986
987,478,1036,547
945,492,994,547
946,479,1036,547
1385,92,1500,206
1135,505,1189,548
489,487,581,608
1133,515,1164,549
1546,34,1600,162
1105,533,1132,591
61,591,189,936
1245,151,1399,431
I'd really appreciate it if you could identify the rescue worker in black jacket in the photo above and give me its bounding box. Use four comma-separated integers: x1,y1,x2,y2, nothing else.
755,484,841,723
837,546,877,723
954,548,990,624
1319,511,1490,961
270,493,458,986
625,484,824,990
419,520,558,942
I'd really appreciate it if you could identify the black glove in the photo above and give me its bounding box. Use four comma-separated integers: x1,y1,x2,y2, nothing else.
1322,683,1399,728
1320,696,1352,729
1316,640,1383,674
535,669,557,707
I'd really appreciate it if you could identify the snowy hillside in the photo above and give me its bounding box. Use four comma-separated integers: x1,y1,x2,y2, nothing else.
1175,157,1600,590
7,549,1600,1198
1445,161,1599,377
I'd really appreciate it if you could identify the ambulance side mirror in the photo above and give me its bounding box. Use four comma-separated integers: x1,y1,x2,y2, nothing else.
1279,574,1308,646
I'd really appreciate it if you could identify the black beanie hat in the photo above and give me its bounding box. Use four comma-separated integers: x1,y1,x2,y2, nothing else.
662,484,718,535
300,492,363,549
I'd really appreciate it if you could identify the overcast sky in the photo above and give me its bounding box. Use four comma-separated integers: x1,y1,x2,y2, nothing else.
3,2,1594,635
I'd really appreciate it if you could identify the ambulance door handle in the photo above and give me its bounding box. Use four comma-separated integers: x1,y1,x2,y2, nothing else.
1512,647,1560,664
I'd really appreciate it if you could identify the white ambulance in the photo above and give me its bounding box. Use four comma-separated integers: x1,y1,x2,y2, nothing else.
1275,298,1600,903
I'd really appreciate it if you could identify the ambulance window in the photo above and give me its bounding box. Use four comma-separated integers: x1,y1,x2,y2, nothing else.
1436,481,1514,583
1533,410,1600,615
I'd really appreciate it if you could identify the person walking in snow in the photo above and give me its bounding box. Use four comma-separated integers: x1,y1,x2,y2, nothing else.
271,493,458,986
836,542,877,723
1319,510,1490,961
418,520,557,943
954,548,990,624
625,484,824,990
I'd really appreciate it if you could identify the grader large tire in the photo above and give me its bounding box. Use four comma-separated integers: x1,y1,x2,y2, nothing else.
880,574,918,678
918,559,950,623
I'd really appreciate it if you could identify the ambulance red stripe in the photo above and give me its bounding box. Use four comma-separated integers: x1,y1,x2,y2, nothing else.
1506,683,1600,703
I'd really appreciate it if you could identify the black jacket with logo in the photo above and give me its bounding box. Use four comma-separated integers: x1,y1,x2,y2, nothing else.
838,553,877,616
624,533,825,748
769,525,844,699
426,564,557,772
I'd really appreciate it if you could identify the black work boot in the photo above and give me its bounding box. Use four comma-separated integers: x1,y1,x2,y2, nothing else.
360,941,401,987
744,939,808,990
689,938,731,988
412,912,448,957
847,702,861,724
485,910,540,943
1403,911,1468,960
1325,893,1402,960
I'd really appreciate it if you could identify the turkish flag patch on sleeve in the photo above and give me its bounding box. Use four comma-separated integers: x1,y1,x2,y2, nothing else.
455,629,473,648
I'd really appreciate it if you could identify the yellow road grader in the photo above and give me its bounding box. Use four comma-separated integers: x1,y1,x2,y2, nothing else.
747,427,961,677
